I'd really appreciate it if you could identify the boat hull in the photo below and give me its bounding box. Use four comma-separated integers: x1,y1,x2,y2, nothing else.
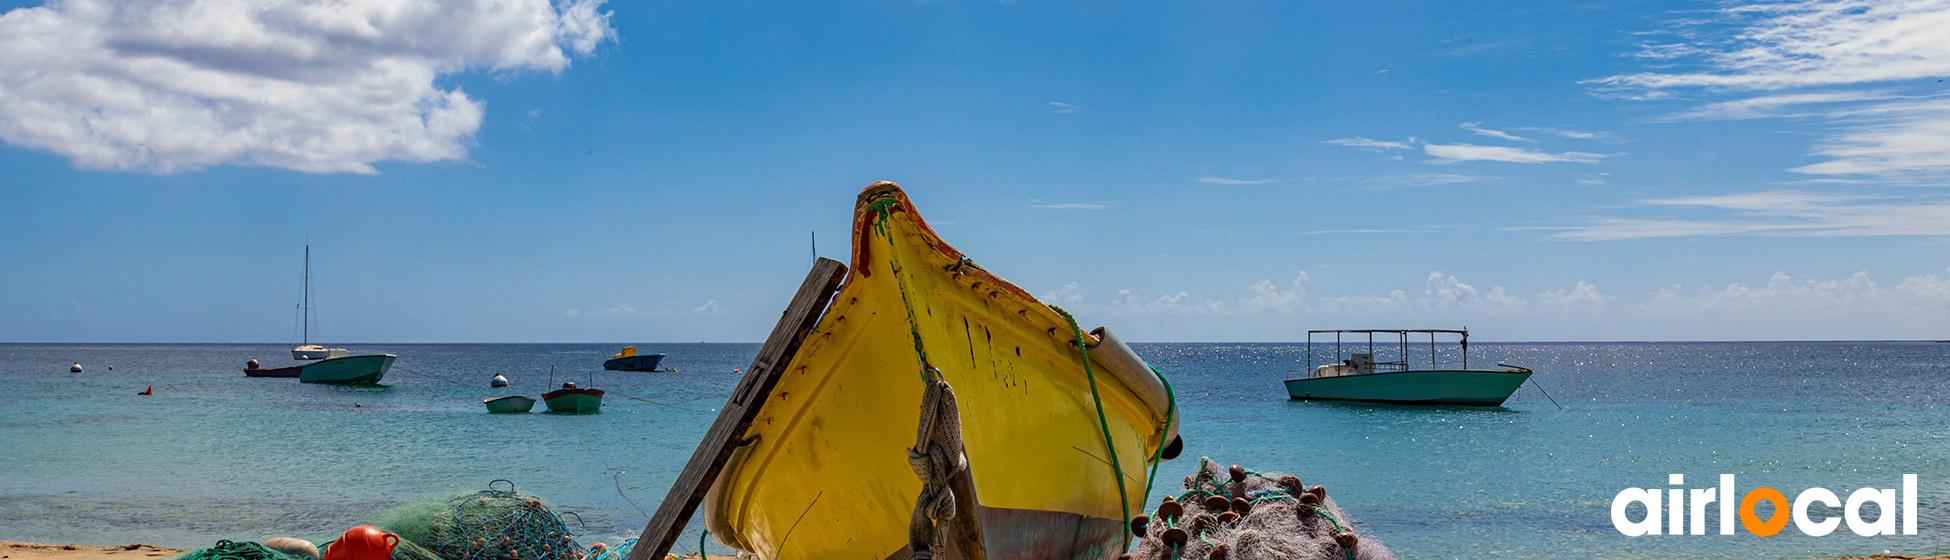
245,365,303,378
702,183,1177,560
297,354,396,385
542,388,604,413
1283,368,1532,406
484,396,537,413
603,353,665,371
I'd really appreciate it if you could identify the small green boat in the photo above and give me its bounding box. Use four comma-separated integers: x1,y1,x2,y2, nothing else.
1284,329,1532,406
542,384,603,413
483,395,536,413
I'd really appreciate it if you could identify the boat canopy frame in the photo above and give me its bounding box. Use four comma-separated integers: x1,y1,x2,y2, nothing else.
1305,328,1470,373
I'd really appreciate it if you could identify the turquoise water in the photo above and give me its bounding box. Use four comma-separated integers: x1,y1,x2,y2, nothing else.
2,342,1945,559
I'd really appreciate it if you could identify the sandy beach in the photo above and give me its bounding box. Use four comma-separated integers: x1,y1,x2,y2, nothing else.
0,543,733,560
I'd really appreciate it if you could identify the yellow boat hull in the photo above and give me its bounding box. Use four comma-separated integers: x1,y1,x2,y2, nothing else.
703,183,1178,560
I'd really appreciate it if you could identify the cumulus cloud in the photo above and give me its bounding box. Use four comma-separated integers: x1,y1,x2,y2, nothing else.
1640,269,1950,318
0,0,616,174
1590,0,1950,180
1423,143,1608,164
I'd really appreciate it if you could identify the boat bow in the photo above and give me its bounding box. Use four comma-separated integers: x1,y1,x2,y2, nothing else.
703,182,1178,560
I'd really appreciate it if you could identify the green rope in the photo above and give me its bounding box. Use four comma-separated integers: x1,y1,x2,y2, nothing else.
1056,307,1131,552
1140,364,1177,506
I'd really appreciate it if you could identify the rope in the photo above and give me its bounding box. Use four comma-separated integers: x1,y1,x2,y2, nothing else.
1141,364,1176,507
1055,307,1131,552
905,367,967,559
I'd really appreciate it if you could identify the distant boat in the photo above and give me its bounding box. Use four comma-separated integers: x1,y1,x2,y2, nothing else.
483,395,536,413
1284,329,1532,406
244,363,303,377
603,346,665,371
297,354,397,385
542,383,603,413
69,363,82,373
290,246,347,361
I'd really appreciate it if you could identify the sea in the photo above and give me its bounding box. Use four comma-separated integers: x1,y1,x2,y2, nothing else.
1,342,1945,560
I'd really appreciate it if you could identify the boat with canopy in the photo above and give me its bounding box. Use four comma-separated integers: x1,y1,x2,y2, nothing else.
1283,329,1530,406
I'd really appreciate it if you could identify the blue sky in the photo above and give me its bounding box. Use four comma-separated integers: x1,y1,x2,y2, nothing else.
3,0,1948,342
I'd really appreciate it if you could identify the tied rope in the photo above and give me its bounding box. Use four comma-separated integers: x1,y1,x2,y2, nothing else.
1055,307,1132,552
906,365,967,560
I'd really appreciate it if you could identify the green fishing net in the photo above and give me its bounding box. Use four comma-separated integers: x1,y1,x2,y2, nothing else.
378,481,587,560
172,540,307,560
1125,457,1396,560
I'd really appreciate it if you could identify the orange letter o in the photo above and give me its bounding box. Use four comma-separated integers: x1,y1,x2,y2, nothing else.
1740,487,1789,536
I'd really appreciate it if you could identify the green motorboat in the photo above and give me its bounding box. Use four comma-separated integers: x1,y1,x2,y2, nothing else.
297,354,396,385
484,395,536,413
542,383,603,413
1284,329,1532,406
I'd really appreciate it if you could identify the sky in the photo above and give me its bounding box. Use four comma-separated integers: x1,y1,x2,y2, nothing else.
2,0,1949,343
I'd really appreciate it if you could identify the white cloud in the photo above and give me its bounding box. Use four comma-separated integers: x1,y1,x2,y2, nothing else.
692,299,721,314
1356,173,1495,188
1423,143,1608,164
1198,177,1277,185
1324,137,1413,151
1459,122,1534,143
0,0,615,174
1548,190,1950,240
1028,202,1110,210
1591,0,1950,179
1592,1,1950,91
1640,269,1950,317
1049,101,1082,114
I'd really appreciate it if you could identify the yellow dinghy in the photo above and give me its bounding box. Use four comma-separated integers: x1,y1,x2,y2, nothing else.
702,182,1181,560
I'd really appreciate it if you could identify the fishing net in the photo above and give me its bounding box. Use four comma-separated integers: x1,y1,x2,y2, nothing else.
173,541,308,560
378,481,588,560
1124,458,1396,560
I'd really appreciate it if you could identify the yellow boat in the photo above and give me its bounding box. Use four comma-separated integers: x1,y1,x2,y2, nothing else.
702,182,1181,560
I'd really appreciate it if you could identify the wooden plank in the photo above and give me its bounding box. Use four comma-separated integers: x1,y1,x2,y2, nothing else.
628,257,848,560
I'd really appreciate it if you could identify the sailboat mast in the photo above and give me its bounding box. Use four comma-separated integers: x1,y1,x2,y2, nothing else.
303,245,311,345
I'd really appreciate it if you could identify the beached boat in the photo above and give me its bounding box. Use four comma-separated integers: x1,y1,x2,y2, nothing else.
699,182,1180,560
542,384,604,413
1284,329,1531,406
290,246,348,360
603,347,665,371
297,354,396,385
484,395,537,413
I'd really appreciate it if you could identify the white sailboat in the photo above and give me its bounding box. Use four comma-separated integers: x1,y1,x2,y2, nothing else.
291,245,347,360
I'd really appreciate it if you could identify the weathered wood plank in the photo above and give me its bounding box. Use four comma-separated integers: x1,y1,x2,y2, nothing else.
628,257,848,560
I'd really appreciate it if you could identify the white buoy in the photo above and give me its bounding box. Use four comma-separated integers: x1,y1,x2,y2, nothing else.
70,363,82,373
263,538,319,559
491,374,509,388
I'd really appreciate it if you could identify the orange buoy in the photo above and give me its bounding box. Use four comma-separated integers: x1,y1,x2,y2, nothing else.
137,385,152,395
323,526,397,560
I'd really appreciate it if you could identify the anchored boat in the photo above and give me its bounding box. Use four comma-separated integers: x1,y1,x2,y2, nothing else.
696,182,1180,560
484,395,537,413
542,383,604,413
289,245,349,361
1283,329,1530,406
603,346,665,371
296,354,397,385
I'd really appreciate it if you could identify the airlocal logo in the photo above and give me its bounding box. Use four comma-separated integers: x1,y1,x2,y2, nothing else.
1612,474,1918,537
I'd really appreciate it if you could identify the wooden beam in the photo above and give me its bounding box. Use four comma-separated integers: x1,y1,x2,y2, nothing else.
628,257,848,560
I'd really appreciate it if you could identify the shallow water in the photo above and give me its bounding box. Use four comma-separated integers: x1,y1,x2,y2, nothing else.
2,342,1945,559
